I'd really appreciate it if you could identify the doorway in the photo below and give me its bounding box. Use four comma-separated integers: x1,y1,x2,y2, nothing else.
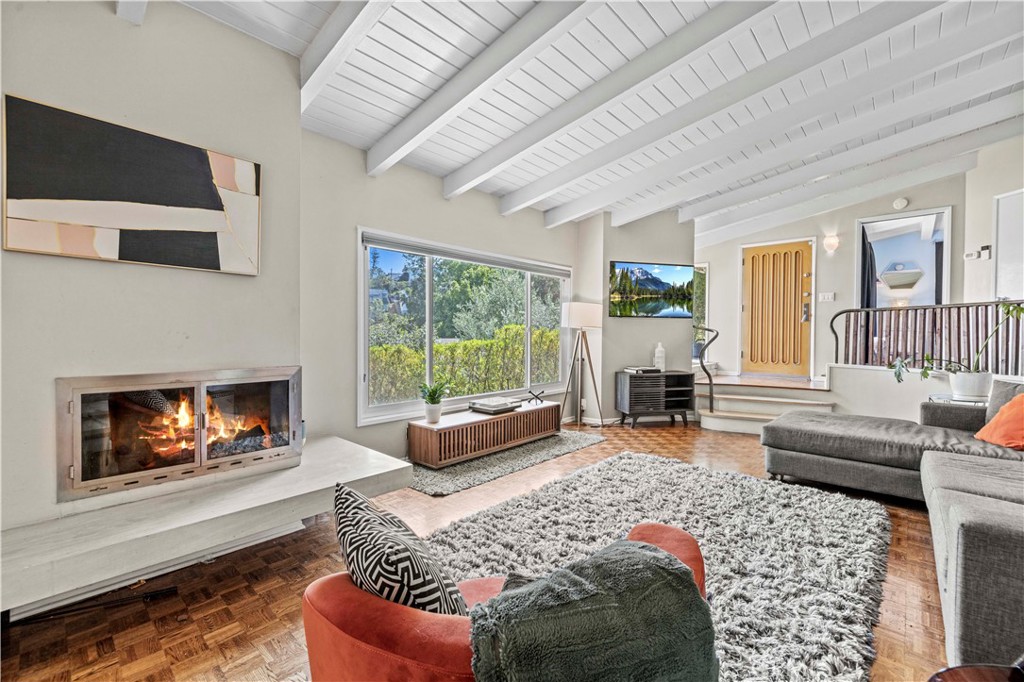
856,207,952,308
741,240,813,376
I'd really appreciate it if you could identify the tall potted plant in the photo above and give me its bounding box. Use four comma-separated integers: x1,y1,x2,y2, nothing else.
890,302,1023,399
420,381,449,424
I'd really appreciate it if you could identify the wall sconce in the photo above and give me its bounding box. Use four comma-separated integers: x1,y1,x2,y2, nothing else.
823,234,840,254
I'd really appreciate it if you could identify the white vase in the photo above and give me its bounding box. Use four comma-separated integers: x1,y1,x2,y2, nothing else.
424,403,442,424
653,342,666,371
949,372,993,401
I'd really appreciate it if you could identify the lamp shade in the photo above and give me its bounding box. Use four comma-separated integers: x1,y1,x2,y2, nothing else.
561,302,603,329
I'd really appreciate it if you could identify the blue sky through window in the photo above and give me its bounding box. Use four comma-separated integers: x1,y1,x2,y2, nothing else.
370,247,408,275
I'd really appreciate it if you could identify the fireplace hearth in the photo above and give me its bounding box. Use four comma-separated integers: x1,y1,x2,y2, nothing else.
57,367,301,501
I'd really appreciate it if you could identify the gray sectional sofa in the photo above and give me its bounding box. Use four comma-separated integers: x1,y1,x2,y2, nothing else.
760,381,1024,667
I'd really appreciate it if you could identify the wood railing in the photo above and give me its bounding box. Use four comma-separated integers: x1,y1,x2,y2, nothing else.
829,300,1024,374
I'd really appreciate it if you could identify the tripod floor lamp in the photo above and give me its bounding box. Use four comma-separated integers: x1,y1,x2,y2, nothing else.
560,302,603,427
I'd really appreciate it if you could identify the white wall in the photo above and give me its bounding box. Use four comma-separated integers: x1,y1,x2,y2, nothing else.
964,135,1024,302
826,364,953,421
599,212,695,420
299,130,578,458
1,2,301,528
695,174,966,376
571,214,606,422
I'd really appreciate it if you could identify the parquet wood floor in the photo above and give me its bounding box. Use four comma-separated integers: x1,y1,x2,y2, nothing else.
1,424,944,681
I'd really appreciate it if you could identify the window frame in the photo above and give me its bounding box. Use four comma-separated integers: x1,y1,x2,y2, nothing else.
357,227,571,427
691,263,709,359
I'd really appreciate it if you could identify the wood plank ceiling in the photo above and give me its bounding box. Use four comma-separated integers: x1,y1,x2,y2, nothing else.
182,1,1024,242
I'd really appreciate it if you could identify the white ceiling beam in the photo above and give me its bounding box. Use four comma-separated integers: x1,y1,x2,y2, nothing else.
667,87,1024,227
366,2,596,178
695,115,1022,235
695,153,980,249
440,1,774,201
606,58,1024,226
116,0,147,26
671,87,1024,225
544,3,1023,229
498,1,939,222
300,1,394,113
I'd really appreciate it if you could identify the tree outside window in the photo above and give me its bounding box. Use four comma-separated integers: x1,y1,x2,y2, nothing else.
365,246,565,411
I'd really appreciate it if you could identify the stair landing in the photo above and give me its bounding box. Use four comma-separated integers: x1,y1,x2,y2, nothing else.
695,374,829,391
694,377,833,435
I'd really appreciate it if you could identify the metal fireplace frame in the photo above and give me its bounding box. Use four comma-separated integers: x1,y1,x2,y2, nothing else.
56,366,302,502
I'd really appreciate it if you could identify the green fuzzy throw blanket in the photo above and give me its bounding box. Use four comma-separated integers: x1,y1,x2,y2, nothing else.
469,540,718,682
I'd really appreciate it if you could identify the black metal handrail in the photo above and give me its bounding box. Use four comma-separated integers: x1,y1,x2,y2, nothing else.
694,326,719,413
829,299,1023,372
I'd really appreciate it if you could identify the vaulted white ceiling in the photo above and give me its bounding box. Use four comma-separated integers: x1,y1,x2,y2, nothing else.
181,1,1024,240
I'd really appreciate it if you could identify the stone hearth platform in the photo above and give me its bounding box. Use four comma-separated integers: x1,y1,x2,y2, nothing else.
1,437,411,619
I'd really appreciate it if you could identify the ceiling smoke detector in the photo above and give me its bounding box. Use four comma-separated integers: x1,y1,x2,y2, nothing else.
892,197,910,210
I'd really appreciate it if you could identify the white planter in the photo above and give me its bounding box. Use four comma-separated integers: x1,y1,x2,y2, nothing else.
424,403,442,424
949,372,993,401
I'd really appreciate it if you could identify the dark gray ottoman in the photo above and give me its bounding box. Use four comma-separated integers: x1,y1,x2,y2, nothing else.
760,410,1021,501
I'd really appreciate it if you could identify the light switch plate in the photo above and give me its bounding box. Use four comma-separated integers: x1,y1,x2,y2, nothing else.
818,292,836,302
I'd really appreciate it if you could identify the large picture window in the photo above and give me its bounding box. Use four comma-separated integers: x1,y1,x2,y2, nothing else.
360,231,569,425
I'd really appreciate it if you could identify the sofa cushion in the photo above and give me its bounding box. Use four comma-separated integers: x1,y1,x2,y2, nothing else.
976,394,1024,450
924,488,1024,665
986,379,1024,423
334,484,468,616
920,451,1024,505
761,411,1023,471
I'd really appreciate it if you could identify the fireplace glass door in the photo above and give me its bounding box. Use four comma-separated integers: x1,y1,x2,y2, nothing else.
60,367,301,501
80,387,199,482
204,380,291,459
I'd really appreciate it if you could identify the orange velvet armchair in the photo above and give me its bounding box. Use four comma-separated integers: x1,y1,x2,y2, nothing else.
302,523,706,682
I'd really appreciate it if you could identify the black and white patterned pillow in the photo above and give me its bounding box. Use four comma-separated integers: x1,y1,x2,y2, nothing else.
334,484,467,616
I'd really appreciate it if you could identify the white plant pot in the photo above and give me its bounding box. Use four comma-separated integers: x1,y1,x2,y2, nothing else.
949,372,993,401
424,403,442,424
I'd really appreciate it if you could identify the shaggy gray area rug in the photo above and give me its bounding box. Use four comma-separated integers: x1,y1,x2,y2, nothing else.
426,452,891,682
411,430,605,496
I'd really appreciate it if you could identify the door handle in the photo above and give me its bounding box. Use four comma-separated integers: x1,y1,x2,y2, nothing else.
802,303,810,322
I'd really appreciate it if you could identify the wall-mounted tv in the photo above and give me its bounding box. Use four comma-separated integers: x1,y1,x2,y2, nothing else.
609,261,694,318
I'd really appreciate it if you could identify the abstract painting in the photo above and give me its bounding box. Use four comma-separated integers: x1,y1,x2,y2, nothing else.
3,96,260,275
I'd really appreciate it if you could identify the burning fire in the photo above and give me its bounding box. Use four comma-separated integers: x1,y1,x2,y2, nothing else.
138,392,272,460
205,394,272,449
139,393,195,455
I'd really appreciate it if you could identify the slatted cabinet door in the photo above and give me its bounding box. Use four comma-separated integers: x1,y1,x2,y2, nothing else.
742,240,813,376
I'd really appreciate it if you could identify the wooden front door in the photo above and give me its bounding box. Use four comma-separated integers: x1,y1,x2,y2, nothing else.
742,240,813,376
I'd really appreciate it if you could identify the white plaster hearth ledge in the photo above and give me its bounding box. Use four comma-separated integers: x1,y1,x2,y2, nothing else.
1,437,411,620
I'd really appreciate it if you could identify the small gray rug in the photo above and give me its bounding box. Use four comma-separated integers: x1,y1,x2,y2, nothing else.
411,430,605,496
426,452,891,682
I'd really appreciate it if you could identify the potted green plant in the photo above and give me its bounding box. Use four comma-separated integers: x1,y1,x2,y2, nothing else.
420,381,449,424
890,302,1023,399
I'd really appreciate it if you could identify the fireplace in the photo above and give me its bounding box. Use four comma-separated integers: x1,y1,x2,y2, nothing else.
57,367,301,501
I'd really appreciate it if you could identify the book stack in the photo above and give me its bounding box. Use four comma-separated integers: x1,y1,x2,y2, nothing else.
624,366,661,374
468,397,522,414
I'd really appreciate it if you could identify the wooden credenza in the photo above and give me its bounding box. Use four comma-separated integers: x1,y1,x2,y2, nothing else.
408,401,561,469
615,370,694,428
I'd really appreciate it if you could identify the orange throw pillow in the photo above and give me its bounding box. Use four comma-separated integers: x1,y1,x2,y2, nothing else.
975,394,1024,450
